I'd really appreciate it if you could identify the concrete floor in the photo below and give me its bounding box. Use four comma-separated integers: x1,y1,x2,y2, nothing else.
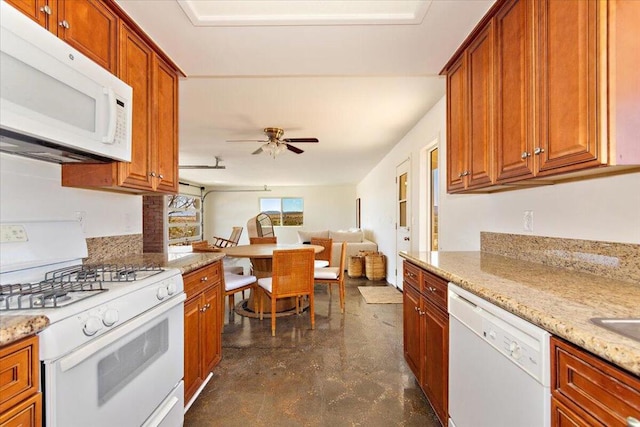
184,277,441,427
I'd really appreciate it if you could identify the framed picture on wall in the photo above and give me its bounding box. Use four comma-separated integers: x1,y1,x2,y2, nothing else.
356,198,361,228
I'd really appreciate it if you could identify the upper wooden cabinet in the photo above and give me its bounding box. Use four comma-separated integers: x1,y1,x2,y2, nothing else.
442,0,640,193
5,0,118,73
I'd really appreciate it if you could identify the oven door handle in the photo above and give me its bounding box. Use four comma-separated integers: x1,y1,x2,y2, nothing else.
59,294,186,372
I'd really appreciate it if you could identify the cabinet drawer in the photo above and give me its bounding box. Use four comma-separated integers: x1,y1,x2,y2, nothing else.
551,337,640,427
184,262,221,300
422,270,447,311
403,261,422,292
0,336,39,413
0,392,41,427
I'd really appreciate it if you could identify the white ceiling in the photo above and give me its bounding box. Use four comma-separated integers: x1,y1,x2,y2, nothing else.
115,0,495,187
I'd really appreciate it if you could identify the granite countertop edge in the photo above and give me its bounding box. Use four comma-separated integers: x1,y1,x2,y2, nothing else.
0,252,225,347
400,251,640,377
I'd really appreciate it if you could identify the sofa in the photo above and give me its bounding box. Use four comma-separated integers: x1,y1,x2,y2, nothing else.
297,229,378,268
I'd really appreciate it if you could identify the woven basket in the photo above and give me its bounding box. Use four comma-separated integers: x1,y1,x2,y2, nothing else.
348,256,364,278
365,254,386,281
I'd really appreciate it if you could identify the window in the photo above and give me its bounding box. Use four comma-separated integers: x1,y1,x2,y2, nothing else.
167,194,202,244
259,197,304,226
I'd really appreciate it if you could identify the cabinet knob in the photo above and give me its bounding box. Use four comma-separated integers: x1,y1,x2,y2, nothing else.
40,5,52,15
458,171,470,178
534,147,545,155
521,152,531,159
428,286,436,292
158,174,164,179
149,172,156,177
627,416,640,427
414,306,419,312
200,276,208,282
59,20,70,29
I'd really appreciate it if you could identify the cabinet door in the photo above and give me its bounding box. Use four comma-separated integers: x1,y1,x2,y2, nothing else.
117,24,154,191
551,397,595,427
466,23,494,189
202,285,222,373
403,285,422,382
536,0,602,175
153,56,179,194
423,300,449,427
0,393,41,427
495,0,535,182
57,0,118,74
446,56,467,192
183,296,203,404
4,0,50,28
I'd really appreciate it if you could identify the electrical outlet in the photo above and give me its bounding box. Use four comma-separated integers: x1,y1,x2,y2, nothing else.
523,210,533,232
0,225,28,243
75,211,86,232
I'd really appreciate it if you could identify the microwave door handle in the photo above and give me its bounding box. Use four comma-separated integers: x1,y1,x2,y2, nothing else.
102,87,116,144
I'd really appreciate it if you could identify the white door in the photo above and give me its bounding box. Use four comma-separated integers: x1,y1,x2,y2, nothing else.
396,159,410,290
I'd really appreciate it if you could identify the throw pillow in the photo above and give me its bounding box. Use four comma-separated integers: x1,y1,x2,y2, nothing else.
330,230,363,243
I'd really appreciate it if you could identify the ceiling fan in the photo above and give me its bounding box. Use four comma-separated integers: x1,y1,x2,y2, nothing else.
228,127,319,157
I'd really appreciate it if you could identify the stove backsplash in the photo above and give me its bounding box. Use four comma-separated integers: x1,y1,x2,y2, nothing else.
85,234,143,264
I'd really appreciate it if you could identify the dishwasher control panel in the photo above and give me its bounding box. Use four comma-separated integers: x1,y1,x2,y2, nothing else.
482,318,544,382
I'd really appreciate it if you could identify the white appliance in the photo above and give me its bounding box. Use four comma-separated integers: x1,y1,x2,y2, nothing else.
0,221,185,427
448,282,550,427
0,1,132,164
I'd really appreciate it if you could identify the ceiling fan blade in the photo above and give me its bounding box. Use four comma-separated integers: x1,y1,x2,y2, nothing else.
252,147,264,155
227,139,267,143
286,144,304,154
282,138,319,143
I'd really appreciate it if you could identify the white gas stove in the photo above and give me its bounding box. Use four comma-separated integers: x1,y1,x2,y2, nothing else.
0,221,185,427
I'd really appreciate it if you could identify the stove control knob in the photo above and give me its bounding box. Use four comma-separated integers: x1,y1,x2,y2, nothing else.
167,282,177,296
157,286,168,300
102,309,119,327
83,316,103,336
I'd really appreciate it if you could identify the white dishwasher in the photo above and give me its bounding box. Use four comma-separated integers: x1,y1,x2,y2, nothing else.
448,282,550,427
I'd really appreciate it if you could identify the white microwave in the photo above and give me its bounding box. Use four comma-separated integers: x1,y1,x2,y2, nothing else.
0,2,132,163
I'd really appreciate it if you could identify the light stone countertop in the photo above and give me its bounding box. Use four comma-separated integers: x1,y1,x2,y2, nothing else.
0,252,225,347
400,251,640,376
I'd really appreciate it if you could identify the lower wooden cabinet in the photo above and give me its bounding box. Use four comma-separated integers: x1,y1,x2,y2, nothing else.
403,261,449,426
551,336,640,427
183,261,222,405
0,335,42,427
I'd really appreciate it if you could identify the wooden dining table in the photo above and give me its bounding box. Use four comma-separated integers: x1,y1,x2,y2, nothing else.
220,243,324,314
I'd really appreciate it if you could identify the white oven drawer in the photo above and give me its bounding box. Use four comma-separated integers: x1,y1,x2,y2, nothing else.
43,295,184,427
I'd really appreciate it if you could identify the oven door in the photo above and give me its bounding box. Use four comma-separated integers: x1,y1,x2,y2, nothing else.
43,294,185,427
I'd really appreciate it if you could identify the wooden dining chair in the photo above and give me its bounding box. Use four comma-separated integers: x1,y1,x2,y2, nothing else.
257,248,315,336
222,272,257,323
250,236,277,244
310,237,332,268
314,242,347,313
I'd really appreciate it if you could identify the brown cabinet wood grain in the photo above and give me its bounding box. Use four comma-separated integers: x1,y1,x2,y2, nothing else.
551,336,640,427
183,262,223,406
0,336,41,427
402,261,448,426
442,0,640,193
3,0,50,28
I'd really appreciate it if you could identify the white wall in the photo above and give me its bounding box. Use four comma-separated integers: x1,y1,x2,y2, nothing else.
203,185,356,245
0,153,142,237
358,96,640,286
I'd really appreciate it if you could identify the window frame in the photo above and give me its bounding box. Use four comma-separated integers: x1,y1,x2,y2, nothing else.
167,194,203,244
259,197,304,227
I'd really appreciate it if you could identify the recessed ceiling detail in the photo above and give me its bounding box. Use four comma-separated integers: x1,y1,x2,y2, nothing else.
177,0,432,26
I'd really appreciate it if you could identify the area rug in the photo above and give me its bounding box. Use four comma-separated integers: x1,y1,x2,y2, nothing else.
358,286,403,304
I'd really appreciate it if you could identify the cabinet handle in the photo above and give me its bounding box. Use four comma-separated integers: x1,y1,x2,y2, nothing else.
628,416,640,427
158,174,164,179
40,5,52,15
458,171,470,177
149,172,156,177
200,307,206,312
428,286,436,292
534,147,545,155
521,152,531,159
200,276,208,282
59,20,70,29
406,272,415,278
414,306,419,312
